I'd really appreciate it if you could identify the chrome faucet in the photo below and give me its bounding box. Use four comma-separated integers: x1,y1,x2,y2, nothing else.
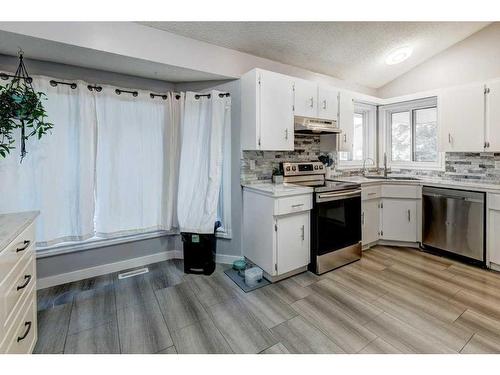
362,158,375,176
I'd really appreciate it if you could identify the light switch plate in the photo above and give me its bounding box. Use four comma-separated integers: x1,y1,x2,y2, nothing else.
249,160,256,170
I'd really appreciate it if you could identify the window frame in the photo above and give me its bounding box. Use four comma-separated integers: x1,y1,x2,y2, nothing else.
337,102,377,170
382,97,444,171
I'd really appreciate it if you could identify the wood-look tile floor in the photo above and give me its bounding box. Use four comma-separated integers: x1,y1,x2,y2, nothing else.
34,246,500,354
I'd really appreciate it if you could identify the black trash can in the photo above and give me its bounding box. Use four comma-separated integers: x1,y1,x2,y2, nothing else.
181,222,221,275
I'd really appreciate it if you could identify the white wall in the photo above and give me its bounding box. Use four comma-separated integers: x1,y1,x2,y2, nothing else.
0,54,176,92
378,22,500,98
0,22,376,96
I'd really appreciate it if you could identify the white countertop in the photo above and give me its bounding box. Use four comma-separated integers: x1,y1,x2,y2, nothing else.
242,182,314,197
334,175,500,194
0,211,39,250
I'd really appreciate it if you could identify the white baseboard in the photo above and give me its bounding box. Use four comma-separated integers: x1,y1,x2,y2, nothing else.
37,250,242,289
37,250,182,290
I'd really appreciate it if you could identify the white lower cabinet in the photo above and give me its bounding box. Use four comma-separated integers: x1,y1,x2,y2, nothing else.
362,199,380,246
242,186,312,281
361,183,421,247
380,198,418,242
276,211,310,275
487,193,500,268
0,217,38,354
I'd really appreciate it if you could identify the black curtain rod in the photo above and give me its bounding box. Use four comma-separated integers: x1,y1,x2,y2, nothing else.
115,88,138,97
0,72,33,83
150,93,168,100
2,73,227,101
50,80,77,89
150,93,183,100
194,92,230,99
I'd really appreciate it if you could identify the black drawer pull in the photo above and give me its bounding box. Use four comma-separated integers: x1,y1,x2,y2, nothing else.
16,240,31,252
16,275,32,291
17,321,32,342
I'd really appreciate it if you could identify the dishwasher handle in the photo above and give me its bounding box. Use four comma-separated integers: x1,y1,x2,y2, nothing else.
422,191,484,204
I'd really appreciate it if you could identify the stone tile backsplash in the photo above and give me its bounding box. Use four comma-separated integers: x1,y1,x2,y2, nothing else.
392,152,500,183
240,134,500,185
241,135,323,184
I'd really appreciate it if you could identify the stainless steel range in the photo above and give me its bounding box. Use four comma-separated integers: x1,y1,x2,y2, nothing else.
281,161,362,274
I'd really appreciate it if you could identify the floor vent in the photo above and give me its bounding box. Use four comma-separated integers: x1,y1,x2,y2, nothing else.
118,267,149,280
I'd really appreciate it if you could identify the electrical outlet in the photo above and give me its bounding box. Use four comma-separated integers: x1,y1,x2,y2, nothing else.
249,160,256,170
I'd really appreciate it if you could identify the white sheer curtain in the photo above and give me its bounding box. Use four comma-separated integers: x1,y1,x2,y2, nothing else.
94,86,179,238
0,76,97,246
177,91,231,234
0,75,230,246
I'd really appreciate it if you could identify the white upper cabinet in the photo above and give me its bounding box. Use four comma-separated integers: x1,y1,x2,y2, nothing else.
440,83,485,152
293,78,318,118
241,68,294,151
485,80,500,151
338,91,354,153
293,80,339,120
318,86,339,121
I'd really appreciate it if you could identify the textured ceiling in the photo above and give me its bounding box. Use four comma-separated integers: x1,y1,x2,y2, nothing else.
140,22,490,89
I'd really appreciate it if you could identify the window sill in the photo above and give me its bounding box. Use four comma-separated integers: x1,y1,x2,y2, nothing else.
37,227,232,259
36,230,176,259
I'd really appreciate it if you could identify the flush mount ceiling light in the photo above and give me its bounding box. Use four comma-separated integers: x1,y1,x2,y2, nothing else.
385,46,413,65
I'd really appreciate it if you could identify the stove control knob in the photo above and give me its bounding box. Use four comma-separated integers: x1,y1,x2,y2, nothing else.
292,166,297,171
319,165,324,169
286,166,290,171
314,165,319,170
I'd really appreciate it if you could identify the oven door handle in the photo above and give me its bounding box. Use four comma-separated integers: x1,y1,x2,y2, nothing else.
316,189,362,203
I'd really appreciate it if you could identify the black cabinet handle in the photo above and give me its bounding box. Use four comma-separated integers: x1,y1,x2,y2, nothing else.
17,321,32,342
16,240,31,252
16,275,32,291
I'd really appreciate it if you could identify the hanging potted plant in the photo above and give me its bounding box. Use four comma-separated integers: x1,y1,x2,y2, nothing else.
0,51,53,161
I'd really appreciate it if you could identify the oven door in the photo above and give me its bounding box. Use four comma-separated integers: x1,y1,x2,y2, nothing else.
313,189,362,256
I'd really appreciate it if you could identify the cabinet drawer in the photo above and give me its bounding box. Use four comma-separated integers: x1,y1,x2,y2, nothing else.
1,251,36,334
381,184,421,199
275,194,312,215
488,193,500,210
1,288,37,354
362,186,381,201
0,222,35,281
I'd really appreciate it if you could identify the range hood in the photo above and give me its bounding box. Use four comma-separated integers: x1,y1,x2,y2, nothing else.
294,116,340,134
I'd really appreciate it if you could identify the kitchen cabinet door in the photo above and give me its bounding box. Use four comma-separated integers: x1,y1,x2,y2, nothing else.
380,199,417,242
440,83,485,152
293,78,318,118
259,70,295,151
318,86,339,121
485,80,500,151
276,211,310,275
338,91,354,153
488,209,500,266
362,199,380,246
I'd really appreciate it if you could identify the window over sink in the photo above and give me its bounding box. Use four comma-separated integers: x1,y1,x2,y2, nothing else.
382,96,443,170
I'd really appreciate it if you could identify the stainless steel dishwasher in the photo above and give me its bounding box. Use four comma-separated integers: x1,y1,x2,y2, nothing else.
422,186,485,263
